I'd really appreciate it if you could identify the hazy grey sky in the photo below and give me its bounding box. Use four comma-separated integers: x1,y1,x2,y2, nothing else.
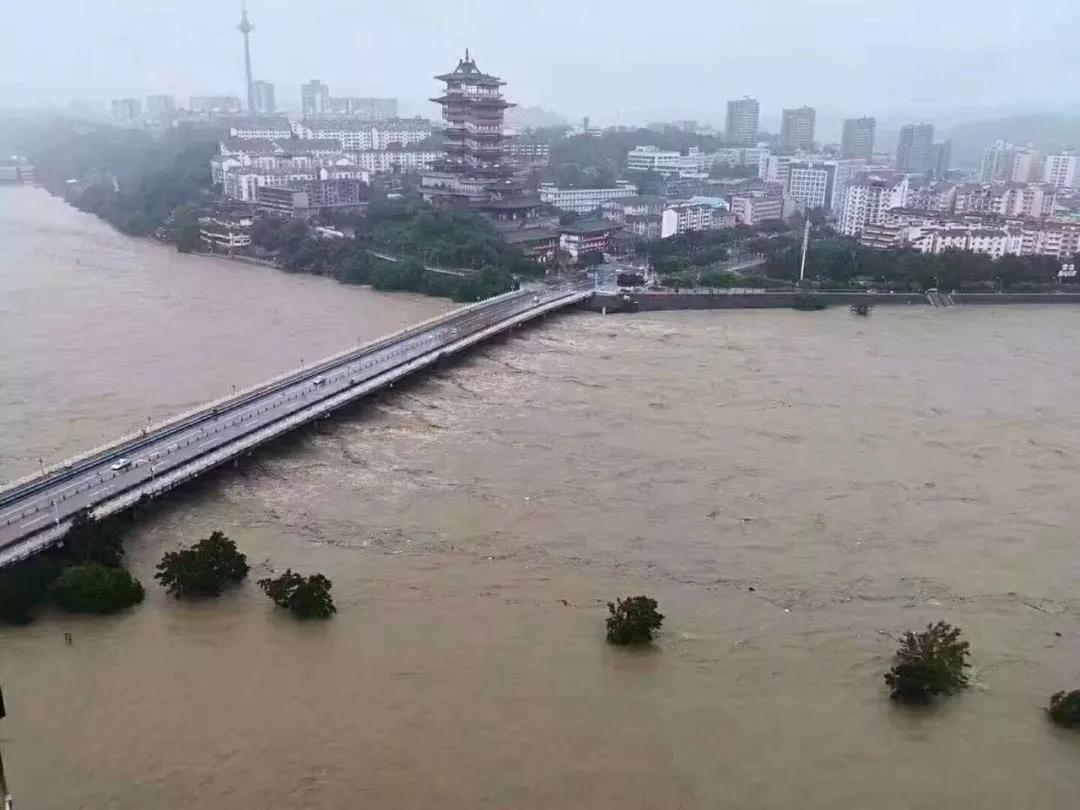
1,0,1076,130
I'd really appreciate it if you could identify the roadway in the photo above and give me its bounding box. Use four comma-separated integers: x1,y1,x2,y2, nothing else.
0,286,588,567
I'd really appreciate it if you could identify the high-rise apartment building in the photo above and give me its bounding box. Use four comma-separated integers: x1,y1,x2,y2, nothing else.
145,94,175,122
1044,152,1080,190
779,107,816,151
110,98,141,123
841,117,876,160
980,140,1015,182
931,140,952,179
895,123,935,175
301,80,330,116
253,80,276,114
725,97,760,146
840,173,909,236
1010,145,1044,183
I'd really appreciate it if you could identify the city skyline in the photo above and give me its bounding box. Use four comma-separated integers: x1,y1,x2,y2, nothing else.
2,0,1077,132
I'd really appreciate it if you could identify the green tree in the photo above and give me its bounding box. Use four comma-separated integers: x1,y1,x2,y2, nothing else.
64,509,124,568
174,204,201,253
50,563,145,614
605,595,664,645
884,621,971,703
155,530,249,598
258,569,336,619
0,556,63,625
1047,690,1080,729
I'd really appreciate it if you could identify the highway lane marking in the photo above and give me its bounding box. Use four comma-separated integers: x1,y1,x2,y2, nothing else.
20,513,51,529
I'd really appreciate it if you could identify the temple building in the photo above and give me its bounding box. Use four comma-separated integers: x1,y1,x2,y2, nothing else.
421,51,518,206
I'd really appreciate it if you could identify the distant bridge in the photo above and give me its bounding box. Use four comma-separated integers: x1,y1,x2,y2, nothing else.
0,286,590,568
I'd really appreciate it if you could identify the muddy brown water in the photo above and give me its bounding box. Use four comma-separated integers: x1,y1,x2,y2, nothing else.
1,186,1078,809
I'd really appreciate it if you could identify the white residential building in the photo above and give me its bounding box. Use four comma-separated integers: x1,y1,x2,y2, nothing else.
228,117,293,140
294,119,433,151
787,163,832,210
1044,152,1080,190
728,193,783,225
350,148,442,174
661,203,714,238
626,145,683,175
839,173,909,236
539,181,638,214
759,154,795,187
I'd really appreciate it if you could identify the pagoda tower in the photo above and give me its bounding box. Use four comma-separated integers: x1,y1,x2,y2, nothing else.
422,51,515,204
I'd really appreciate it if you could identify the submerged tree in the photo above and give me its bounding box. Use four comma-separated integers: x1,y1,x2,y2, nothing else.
1047,690,1080,729
605,595,664,645
155,530,248,598
258,569,336,619
50,563,145,614
884,621,971,703
64,509,125,568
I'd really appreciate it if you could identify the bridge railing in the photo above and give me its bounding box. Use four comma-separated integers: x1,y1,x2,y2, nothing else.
0,286,531,504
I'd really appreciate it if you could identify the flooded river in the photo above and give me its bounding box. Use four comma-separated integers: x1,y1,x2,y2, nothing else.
0,186,1077,808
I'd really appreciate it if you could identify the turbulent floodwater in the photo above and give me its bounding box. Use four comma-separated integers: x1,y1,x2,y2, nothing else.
1,186,1078,809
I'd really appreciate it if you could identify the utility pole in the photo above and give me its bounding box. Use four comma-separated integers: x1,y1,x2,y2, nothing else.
798,216,811,284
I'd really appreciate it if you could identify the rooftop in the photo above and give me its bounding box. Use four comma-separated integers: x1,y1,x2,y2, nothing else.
560,219,619,236
435,50,505,85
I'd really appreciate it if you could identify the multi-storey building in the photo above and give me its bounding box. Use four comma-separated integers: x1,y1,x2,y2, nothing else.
839,173,909,236
226,116,293,140
294,119,433,150
255,177,364,218
327,97,398,121
627,145,683,175
350,147,442,174
189,96,242,114
661,202,715,238
539,181,638,214
953,183,1056,219
759,154,794,187
253,81,276,114
505,140,551,166
145,94,175,122
111,98,141,124
841,117,876,160
787,162,833,210
725,97,760,146
600,195,666,224
301,80,330,116
931,140,952,179
1010,145,1044,183
199,215,253,251
783,159,864,212
420,51,515,204
559,220,620,259
728,192,783,225
895,123,935,175
1044,152,1080,190
905,180,957,213
780,107,816,151
980,140,1016,182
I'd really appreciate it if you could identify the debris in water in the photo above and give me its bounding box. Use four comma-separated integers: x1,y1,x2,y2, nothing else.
748,586,755,592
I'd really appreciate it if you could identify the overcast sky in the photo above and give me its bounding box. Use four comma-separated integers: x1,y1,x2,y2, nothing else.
1,0,1076,133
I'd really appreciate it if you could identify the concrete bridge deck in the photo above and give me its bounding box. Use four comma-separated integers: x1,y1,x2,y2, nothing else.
0,286,589,568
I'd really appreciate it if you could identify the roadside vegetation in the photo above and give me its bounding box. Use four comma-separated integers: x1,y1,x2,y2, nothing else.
258,569,336,620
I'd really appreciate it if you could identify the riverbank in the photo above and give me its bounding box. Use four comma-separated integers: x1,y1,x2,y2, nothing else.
587,290,1080,311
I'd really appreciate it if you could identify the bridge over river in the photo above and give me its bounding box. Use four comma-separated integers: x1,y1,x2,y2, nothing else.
0,286,590,568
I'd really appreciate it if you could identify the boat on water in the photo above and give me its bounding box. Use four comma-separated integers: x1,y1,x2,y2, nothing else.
850,303,872,316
